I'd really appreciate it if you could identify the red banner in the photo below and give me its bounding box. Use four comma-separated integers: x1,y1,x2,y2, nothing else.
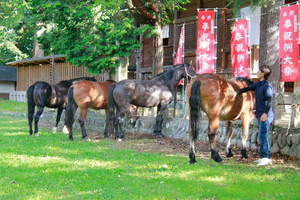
230,19,250,78
279,4,300,82
196,10,216,74
174,25,185,65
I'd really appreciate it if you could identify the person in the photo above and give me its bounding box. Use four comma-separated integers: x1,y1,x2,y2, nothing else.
236,65,274,166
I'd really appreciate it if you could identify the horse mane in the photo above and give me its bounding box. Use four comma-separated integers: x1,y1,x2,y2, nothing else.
233,77,254,87
154,64,185,82
106,79,116,83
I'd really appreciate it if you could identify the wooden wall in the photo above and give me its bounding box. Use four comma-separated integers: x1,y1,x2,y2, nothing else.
16,63,109,91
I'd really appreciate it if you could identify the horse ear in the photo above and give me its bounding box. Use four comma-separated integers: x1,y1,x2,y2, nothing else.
189,60,193,65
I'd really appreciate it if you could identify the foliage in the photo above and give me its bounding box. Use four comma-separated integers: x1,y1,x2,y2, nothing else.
0,99,299,199
0,0,189,74
227,0,269,16
21,0,155,74
0,0,33,64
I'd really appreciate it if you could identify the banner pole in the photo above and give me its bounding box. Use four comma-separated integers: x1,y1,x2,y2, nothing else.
181,24,185,118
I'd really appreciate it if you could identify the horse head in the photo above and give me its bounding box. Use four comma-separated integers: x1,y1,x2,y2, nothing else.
234,77,254,88
182,63,197,79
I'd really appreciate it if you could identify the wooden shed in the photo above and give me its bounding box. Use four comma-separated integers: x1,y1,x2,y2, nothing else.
6,54,110,91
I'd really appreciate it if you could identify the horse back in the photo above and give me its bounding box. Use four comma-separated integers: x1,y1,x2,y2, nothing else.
114,79,172,107
72,80,114,110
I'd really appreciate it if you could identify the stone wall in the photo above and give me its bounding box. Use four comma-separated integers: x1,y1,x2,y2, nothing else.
41,109,300,158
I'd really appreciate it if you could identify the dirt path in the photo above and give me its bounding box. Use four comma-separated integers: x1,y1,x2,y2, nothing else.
85,130,300,170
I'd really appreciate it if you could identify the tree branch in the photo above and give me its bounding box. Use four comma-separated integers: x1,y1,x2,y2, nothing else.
147,0,159,13
126,0,153,24
131,0,156,20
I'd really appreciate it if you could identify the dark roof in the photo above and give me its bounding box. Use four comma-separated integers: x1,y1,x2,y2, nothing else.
6,54,66,67
0,65,16,81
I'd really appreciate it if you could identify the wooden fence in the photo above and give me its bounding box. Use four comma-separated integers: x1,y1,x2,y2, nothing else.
16,63,109,91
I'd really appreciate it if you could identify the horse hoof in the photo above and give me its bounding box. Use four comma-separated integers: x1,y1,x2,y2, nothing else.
69,137,74,141
241,149,248,159
226,149,234,158
155,133,164,138
62,126,69,134
211,150,223,163
117,138,125,142
52,127,57,133
189,159,197,164
35,133,39,136
84,138,91,141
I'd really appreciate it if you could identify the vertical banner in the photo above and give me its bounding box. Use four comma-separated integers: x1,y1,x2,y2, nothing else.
230,19,250,78
196,10,216,74
174,25,185,65
279,4,300,82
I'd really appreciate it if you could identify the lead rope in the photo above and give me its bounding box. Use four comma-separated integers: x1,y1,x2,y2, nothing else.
184,65,196,94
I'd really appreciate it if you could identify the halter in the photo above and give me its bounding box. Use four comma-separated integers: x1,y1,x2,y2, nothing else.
184,64,196,80
183,64,197,90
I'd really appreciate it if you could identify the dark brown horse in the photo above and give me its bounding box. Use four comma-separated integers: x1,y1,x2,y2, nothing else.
65,80,116,141
108,63,196,140
27,77,96,136
186,74,255,163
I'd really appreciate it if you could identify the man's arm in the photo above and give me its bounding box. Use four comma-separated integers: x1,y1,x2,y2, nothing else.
236,87,250,94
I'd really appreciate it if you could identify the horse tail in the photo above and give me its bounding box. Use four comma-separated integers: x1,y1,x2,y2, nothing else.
189,80,202,140
27,84,36,134
65,87,77,131
107,84,116,134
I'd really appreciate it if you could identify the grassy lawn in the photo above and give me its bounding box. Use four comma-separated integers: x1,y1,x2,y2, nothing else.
0,99,299,200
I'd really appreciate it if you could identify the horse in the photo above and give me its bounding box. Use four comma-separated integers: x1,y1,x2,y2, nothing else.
108,63,196,140
64,80,116,141
186,74,255,163
27,77,96,136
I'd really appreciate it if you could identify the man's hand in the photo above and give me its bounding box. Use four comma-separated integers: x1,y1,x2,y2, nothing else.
260,113,267,122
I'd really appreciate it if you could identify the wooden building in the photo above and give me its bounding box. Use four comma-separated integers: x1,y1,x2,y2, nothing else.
0,65,16,99
6,55,110,91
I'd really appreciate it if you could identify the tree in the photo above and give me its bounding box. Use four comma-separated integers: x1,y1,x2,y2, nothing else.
0,0,33,64
126,0,189,76
31,0,155,74
0,0,154,74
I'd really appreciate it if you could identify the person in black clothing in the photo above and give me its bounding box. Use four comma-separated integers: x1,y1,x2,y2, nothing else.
236,65,274,166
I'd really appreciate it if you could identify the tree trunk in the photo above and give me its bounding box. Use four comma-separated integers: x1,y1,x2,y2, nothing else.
152,21,164,77
259,0,285,93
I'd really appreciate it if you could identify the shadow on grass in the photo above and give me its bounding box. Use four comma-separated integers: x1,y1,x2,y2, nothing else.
0,115,299,200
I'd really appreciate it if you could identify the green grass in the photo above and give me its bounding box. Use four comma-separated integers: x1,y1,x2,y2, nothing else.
0,99,299,199
0,98,27,113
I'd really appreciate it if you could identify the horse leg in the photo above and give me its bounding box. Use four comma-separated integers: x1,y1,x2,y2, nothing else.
33,106,44,136
28,106,35,135
240,117,250,159
66,106,78,141
153,104,167,136
78,109,90,141
115,107,126,141
104,109,109,138
53,108,63,133
208,118,222,162
225,121,234,157
27,84,36,135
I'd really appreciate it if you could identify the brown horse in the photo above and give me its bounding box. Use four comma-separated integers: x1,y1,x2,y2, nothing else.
65,80,116,141
186,74,255,163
